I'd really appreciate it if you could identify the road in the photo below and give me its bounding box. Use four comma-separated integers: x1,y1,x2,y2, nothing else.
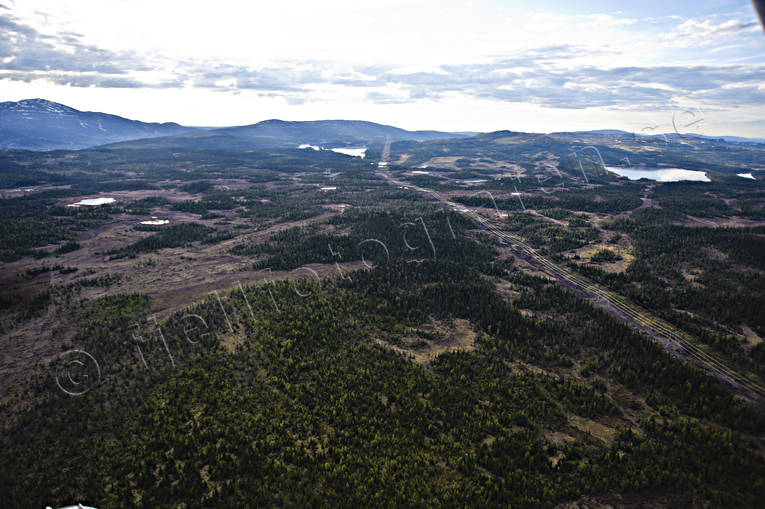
376,149,765,407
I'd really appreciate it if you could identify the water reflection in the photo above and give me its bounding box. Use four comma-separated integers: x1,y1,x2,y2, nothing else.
605,166,710,182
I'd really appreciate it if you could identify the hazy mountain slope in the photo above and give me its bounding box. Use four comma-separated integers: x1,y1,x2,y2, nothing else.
214,119,470,144
0,99,195,150
100,118,472,150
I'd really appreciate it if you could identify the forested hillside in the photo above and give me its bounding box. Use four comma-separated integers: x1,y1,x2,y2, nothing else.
1,136,765,508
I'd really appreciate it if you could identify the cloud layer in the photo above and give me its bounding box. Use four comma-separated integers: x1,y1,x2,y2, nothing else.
1,1,764,133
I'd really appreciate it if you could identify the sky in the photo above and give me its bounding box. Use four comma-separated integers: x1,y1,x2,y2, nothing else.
1,0,764,136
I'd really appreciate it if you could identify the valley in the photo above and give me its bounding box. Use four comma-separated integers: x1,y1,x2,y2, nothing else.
2,118,765,508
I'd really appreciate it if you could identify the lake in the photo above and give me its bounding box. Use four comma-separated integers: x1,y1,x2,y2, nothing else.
68,197,116,207
605,166,710,182
330,147,366,158
299,144,367,158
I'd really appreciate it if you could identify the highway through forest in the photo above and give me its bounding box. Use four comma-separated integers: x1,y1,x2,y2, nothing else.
375,142,765,408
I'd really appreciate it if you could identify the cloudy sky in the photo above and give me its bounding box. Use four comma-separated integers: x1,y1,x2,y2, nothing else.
2,0,764,136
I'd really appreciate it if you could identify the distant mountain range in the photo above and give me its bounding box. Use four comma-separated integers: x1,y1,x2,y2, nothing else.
0,99,194,150
663,133,765,144
557,129,764,144
103,119,474,151
0,99,761,152
0,99,471,151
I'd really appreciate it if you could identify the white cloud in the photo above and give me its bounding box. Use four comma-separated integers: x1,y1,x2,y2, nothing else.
662,17,760,46
582,13,638,26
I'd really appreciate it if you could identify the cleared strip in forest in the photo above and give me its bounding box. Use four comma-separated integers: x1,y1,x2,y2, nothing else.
376,165,765,407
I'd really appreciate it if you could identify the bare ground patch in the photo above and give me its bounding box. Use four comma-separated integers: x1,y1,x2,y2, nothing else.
741,325,763,349
376,318,478,364
570,243,634,273
568,415,618,446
